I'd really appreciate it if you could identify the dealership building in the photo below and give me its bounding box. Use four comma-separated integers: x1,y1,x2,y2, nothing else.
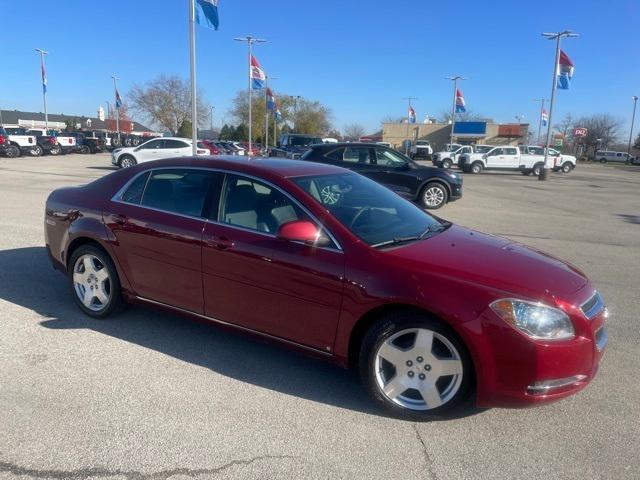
382,121,530,151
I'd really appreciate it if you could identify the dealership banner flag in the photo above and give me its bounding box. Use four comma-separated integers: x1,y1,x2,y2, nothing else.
250,55,266,90
408,106,416,123
115,89,123,109
195,0,219,30
541,108,548,127
41,58,47,94
557,50,574,90
266,87,276,111
455,89,466,113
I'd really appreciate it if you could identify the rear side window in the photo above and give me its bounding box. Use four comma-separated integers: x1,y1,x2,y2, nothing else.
121,172,150,204
141,169,223,217
164,139,189,149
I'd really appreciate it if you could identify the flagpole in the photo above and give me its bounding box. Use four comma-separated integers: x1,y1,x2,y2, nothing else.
446,75,465,148
112,75,121,145
265,77,269,152
188,0,198,154
402,96,416,155
35,49,49,131
534,98,547,144
539,30,578,180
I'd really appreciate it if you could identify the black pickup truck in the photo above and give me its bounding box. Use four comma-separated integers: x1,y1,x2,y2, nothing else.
68,131,106,154
269,133,324,159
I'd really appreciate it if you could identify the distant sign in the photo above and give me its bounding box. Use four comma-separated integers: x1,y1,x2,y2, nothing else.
554,138,564,147
573,127,588,137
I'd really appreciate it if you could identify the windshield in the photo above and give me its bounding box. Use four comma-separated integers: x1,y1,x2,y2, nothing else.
289,136,322,147
474,145,492,153
293,173,444,247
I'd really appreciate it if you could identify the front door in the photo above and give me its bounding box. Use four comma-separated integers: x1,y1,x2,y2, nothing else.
485,147,505,168
202,174,345,351
370,147,415,198
105,168,223,313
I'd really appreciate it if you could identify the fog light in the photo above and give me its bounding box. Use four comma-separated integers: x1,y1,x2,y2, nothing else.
527,375,587,395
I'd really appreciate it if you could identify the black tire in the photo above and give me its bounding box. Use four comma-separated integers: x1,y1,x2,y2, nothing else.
419,182,448,210
111,137,121,148
359,311,473,420
68,244,121,319
132,137,141,146
470,162,483,174
49,144,61,156
118,155,137,168
4,145,20,158
9,144,22,157
561,163,573,173
79,145,90,155
599,158,607,163
532,163,543,176
442,159,452,169
29,144,44,157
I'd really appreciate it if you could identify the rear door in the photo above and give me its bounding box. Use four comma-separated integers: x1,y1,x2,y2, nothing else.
502,147,520,167
135,139,165,162
105,168,223,313
163,139,191,158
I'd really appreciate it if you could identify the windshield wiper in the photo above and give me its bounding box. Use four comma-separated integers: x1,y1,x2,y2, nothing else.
372,222,450,249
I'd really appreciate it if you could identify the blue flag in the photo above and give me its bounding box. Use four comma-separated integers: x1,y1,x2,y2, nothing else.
195,0,219,30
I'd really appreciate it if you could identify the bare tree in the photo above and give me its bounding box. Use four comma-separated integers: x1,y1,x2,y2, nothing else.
128,75,209,135
343,123,366,141
554,113,574,138
573,114,623,153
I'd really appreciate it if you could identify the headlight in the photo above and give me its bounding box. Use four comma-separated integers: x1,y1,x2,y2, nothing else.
490,299,574,340
445,172,457,179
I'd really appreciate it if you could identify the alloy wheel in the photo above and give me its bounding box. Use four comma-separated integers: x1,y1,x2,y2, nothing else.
374,328,463,411
320,185,341,205
423,186,445,208
120,157,136,168
73,254,111,312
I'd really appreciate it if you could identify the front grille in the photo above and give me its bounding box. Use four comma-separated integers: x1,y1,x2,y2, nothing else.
581,291,605,320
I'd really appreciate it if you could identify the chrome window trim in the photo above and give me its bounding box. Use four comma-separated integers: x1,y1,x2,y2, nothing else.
110,166,343,252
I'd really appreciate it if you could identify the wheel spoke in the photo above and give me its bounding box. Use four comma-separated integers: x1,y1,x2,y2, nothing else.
73,272,87,285
435,358,463,377
417,381,442,408
382,375,408,400
82,287,94,307
377,341,406,368
95,267,109,282
82,256,96,274
95,285,109,305
413,329,434,353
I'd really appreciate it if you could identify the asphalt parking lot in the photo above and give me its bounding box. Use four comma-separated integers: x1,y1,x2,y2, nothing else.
1,153,639,479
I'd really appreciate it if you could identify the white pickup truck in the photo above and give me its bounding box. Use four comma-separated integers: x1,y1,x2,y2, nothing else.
410,140,433,158
520,146,576,174
432,144,494,169
27,128,77,154
459,146,547,174
3,127,41,156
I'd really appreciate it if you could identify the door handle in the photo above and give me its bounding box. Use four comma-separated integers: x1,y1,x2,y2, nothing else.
109,213,127,225
214,236,234,250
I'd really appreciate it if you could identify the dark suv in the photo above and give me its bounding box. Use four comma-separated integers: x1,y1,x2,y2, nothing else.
0,127,20,157
300,143,462,209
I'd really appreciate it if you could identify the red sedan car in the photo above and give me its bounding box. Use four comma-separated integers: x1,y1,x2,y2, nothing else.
44,157,607,419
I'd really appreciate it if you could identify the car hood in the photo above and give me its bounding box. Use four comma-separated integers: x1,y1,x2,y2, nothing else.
386,225,588,300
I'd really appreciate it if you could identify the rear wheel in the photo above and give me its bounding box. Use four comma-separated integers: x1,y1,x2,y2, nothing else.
68,245,121,318
30,144,44,156
360,311,472,420
49,144,61,155
419,182,448,210
79,145,90,155
470,162,483,174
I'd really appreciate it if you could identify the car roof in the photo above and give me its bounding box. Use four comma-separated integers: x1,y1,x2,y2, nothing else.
309,142,384,150
139,156,348,179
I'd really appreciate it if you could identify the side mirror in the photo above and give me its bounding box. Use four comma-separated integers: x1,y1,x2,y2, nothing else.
482,154,487,160
277,220,331,247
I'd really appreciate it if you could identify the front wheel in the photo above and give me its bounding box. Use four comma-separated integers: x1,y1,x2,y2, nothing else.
599,158,607,164
79,145,90,155
4,145,20,158
119,155,137,168
360,312,472,420
532,163,543,176
470,162,483,174
49,145,61,155
419,182,448,210
442,159,452,169
561,163,573,173
68,245,121,318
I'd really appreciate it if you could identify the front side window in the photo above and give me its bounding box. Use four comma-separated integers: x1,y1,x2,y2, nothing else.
475,145,492,153
220,175,308,234
293,173,444,247
488,148,503,156
375,148,409,167
141,169,220,217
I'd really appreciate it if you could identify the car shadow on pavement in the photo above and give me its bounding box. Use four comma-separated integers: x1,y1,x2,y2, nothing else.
0,246,484,421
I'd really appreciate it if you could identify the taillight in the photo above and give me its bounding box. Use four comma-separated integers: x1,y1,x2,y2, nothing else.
49,137,57,145
0,135,5,145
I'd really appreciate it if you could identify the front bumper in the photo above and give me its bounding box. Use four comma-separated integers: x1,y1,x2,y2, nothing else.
463,289,607,408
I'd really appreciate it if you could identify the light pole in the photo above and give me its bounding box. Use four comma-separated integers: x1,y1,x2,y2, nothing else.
628,95,638,157
402,96,417,155
534,98,548,144
210,105,214,133
539,30,579,180
234,35,267,155
445,75,466,148
35,48,49,131
111,75,121,145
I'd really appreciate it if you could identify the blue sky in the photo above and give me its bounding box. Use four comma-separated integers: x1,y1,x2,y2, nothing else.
2,0,639,134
